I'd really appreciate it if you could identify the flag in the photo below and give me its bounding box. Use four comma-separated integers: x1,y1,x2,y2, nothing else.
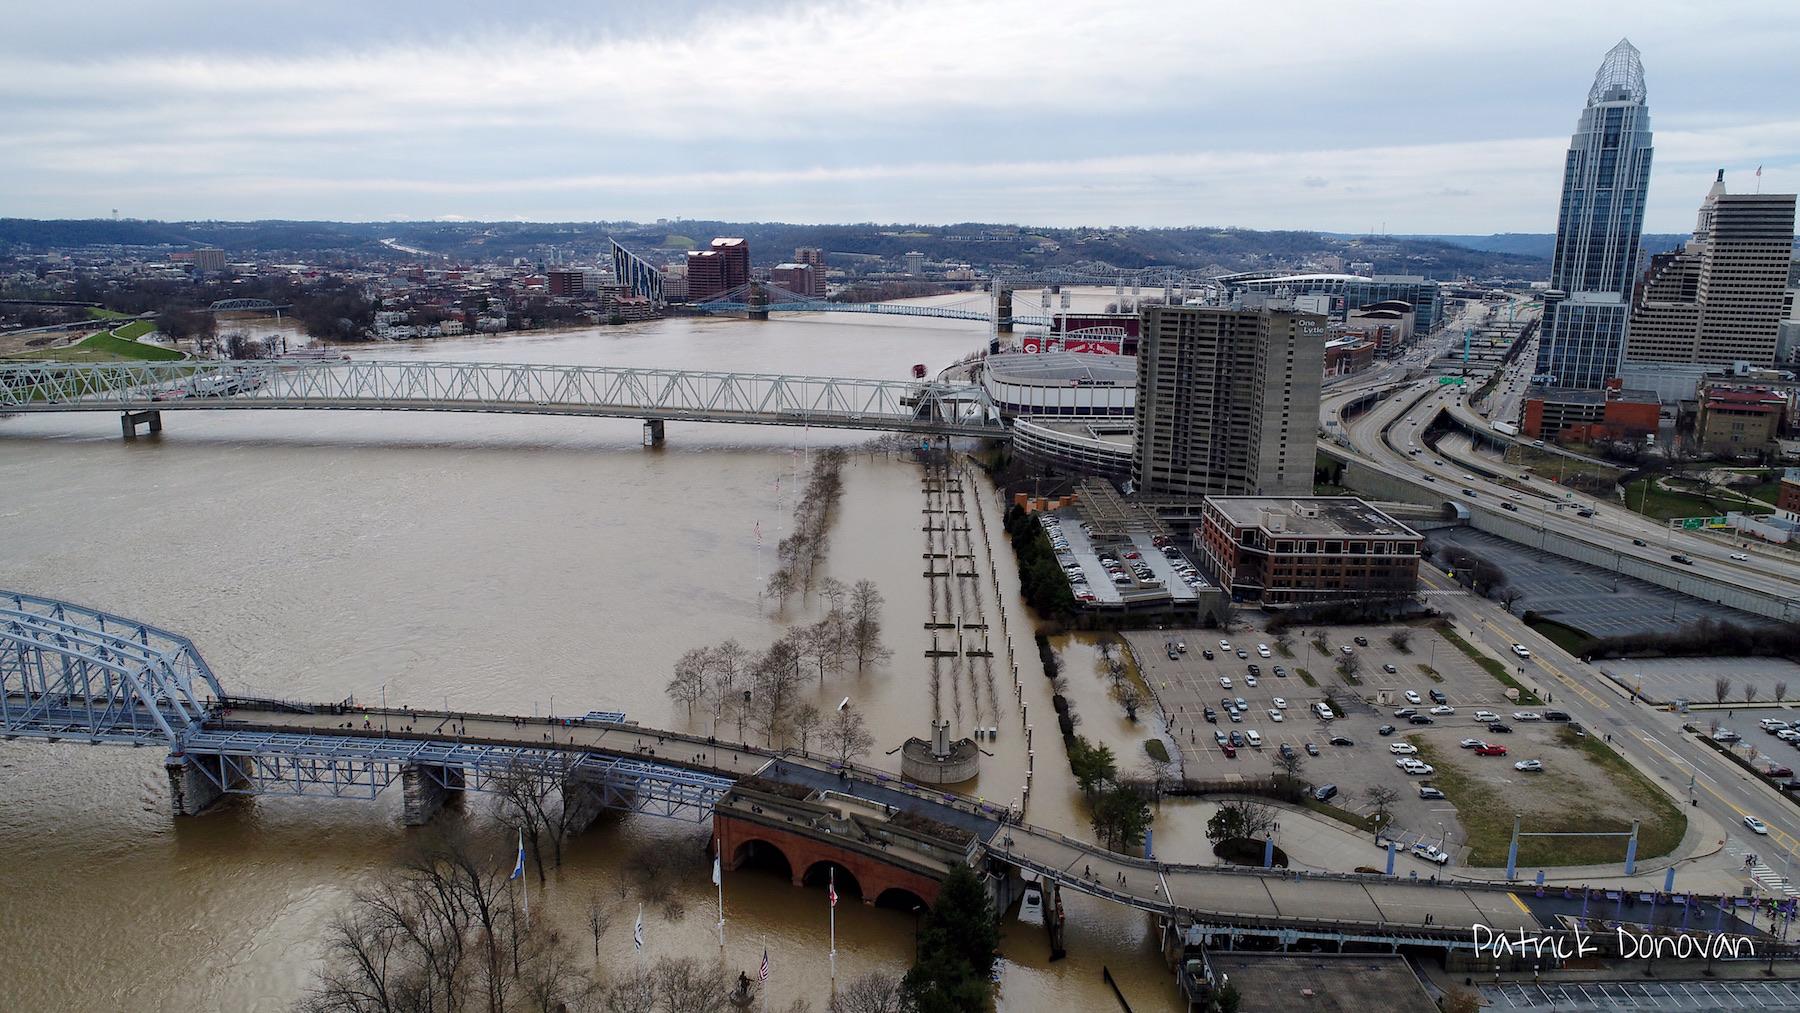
1757,165,1764,177
758,948,769,983
509,829,525,881
633,904,644,952
828,881,838,908
713,853,722,887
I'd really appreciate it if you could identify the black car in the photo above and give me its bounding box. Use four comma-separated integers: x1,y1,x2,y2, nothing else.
1221,697,1233,710
1247,664,1261,677
1203,706,1217,723
1202,649,1215,660
1353,636,1369,647
1329,735,1354,747
1631,538,1647,547
1780,780,1800,793
1393,707,1417,718
1429,690,1448,704
1229,731,1244,747
1278,743,1296,761
1304,742,1321,756
1378,724,1396,736
1487,722,1513,733
1313,784,1339,802
1543,710,1572,722
1409,714,1435,725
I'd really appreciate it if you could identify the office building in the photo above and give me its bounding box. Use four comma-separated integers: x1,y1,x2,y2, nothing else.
1195,497,1423,606
610,240,666,304
1626,171,1796,367
1217,272,1442,332
1521,381,1660,442
792,247,828,296
546,269,586,298
1696,385,1789,454
686,237,750,302
1131,304,1324,499
1536,39,1654,389
903,251,925,275
769,263,820,298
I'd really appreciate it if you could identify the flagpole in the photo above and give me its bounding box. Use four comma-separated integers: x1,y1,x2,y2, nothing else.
715,834,726,950
518,828,530,924
829,866,838,988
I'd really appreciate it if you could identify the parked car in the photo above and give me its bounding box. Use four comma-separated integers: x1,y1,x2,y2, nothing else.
1313,784,1338,802
1459,738,1484,749
1340,645,1355,656
1236,649,1249,660
1203,707,1217,723
1389,742,1418,755
1765,764,1795,779
1267,708,1284,723
1273,665,1288,678
1202,649,1215,660
1377,724,1396,736
1245,730,1263,748
1221,744,1237,758
1418,785,1446,800
1393,707,1417,718
1514,759,1544,772
1542,710,1571,722
1257,644,1271,658
1429,704,1456,715
1304,742,1321,756
1246,675,1259,688
1486,722,1513,734
1382,663,1398,674
1214,730,1228,746
1353,636,1370,647
1228,731,1244,747
1513,711,1542,721
1474,710,1499,722
1475,744,1509,757
1411,842,1451,865
1278,743,1296,760
1271,697,1288,709
1220,676,1233,688
1713,729,1742,743
1760,719,1791,733
1328,735,1354,747
1247,664,1261,676
1403,690,1422,705
1429,690,1448,704
1409,714,1435,725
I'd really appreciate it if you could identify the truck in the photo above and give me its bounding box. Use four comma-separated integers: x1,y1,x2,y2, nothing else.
1491,420,1519,437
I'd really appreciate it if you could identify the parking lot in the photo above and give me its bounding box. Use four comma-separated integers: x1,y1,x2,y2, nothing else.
1594,655,1800,708
1039,510,1209,607
1426,528,1748,638
1127,622,1556,859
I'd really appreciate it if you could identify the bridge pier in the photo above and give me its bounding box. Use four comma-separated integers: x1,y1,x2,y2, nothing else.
561,778,612,835
120,409,162,439
165,752,240,817
401,763,464,825
642,419,665,446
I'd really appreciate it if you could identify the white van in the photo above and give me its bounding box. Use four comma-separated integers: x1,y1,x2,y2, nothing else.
1245,730,1263,748
1312,702,1336,721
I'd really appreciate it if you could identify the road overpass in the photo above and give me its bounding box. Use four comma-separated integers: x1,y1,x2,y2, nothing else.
0,359,1008,440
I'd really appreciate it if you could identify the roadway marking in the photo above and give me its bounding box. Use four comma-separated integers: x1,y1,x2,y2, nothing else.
1506,891,1532,916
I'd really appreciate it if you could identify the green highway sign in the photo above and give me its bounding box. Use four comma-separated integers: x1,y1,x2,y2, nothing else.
1437,376,1467,386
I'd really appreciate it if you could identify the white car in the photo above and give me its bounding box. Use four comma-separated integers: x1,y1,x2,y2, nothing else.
1514,759,1544,772
1268,708,1284,723
1220,640,1232,651
1745,816,1770,835
1257,644,1271,658
1429,704,1456,715
1340,645,1355,656
1459,738,1484,749
1760,719,1791,733
1730,553,1750,562
1511,644,1532,658
1412,842,1451,865
1778,729,1800,743
1404,690,1422,705
1220,676,1233,689
1513,711,1542,721
1401,760,1435,776
1272,697,1289,710
1245,675,1259,687
1389,742,1418,755
1474,710,1499,722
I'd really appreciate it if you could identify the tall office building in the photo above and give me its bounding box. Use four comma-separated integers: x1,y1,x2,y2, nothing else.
794,246,828,296
1535,39,1654,389
1625,171,1795,367
686,237,751,301
1131,303,1325,499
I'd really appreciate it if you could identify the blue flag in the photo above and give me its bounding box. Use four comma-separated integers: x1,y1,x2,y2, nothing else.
510,828,525,881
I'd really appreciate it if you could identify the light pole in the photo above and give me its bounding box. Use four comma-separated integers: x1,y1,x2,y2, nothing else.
380,683,388,736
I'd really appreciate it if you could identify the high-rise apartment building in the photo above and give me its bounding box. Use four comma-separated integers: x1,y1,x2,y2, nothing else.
1131,303,1325,499
793,247,828,297
546,269,586,298
1536,39,1654,389
1625,171,1795,367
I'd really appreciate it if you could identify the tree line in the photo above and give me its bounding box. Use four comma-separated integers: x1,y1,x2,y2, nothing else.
664,580,888,754
766,449,849,606
1001,505,1074,619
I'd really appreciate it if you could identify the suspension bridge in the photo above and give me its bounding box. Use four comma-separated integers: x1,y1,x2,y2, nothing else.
0,359,1007,440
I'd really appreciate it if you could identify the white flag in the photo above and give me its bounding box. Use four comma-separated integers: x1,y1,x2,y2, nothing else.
712,854,722,886
633,904,644,952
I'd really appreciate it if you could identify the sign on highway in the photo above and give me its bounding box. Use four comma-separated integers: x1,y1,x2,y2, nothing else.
1437,376,1467,386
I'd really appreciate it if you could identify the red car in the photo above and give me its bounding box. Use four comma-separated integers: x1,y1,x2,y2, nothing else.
1221,744,1238,758
1765,764,1794,778
1475,744,1509,757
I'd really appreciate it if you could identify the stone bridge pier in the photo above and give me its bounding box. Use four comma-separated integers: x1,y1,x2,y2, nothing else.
165,751,245,817
120,410,162,438
401,763,465,825
714,810,944,910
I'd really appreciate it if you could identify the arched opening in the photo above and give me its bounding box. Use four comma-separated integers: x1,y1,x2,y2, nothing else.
731,838,794,883
801,860,863,902
874,886,929,913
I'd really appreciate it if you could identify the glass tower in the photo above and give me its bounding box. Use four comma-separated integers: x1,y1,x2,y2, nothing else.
1536,39,1654,389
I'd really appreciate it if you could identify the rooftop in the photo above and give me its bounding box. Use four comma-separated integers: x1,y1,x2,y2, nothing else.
1589,38,1647,107
1205,953,1436,1013
984,350,1137,386
1206,496,1422,539
1526,385,1660,406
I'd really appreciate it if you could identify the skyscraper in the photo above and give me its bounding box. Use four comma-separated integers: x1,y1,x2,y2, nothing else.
1131,303,1324,499
1535,39,1654,389
1626,171,1797,367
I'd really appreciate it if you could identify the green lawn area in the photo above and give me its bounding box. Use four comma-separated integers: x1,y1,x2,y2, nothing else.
1502,445,1624,486
1413,732,1686,866
85,307,129,320
1524,615,1593,658
1623,478,1771,520
1439,627,1539,704
1295,668,1318,688
3,321,181,364
1743,473,1787,506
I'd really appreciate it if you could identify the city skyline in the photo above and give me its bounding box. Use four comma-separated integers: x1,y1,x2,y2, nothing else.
3,0,1796,230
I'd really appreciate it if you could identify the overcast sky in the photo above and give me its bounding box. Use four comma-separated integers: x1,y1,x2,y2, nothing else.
3,0,1796,233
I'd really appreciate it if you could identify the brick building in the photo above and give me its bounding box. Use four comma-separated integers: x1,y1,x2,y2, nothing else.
1521,380,1660,442
686,237,750,301
1195,496,1422,605
1696,385,1789,454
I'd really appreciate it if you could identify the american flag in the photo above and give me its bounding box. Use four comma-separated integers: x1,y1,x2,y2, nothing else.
758,948,769,983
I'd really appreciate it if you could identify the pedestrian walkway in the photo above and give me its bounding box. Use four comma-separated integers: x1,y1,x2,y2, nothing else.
1483,979,1800,1011
1722,835,1800,899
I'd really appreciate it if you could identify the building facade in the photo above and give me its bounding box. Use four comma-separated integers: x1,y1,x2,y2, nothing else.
1131,304,1324,499
546,269,586,298
686,238,750,302
1626,172,1797,367
791,247,828,297
1195,497,1422,605
1696,385,1789,454
609,240,666,304
1216,272,1442,332
1520,381,1660,441
1536,39,1654,389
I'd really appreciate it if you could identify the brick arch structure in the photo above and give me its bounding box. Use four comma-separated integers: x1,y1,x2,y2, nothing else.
716,812,944,908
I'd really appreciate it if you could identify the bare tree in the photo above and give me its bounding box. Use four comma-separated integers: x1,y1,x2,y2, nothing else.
664,646,710,718
705,640,751,741
826,704,877,767
832,971,908,1013
749,633,806,747
1387,629,1413,653
765,567,797,608
1745,684,1761,705
793,702,823,754
1714,676,1733,706
1270,750,1306,794
818,576,849,614
1364,784,1401,833
848,580,894,672
1335,653,1363,683
1499,588,1524,614
586,897,611,963
1776,680,1789,703
493,754,585,884
1119,682,1142,722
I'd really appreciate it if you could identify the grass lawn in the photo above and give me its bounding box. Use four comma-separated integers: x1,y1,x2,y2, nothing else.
1302,798,1378,835
85,307,129,320
1417,663,1444,683
1413,732,1686,867
1502,445,1624,486
1623,478,1772,520
1439,627,1540,705
3,321,183,369
1524,615,1593,658
1296,668,1318,688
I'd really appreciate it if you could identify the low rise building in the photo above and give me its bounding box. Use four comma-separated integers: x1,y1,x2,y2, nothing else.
1696,384,1789,454
1324,336,1376,377
1195,496,1422,605
1521,381,1660,441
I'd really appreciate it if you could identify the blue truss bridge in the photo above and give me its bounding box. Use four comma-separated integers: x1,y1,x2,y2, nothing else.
688,281,1053,326
0,359,1007,440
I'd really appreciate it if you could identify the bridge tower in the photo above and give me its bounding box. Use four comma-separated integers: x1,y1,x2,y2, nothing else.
993,285,1013,334
747,281,770,321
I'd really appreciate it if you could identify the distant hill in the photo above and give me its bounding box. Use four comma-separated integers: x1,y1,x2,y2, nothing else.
1397,233,1690,260
2,218,1548,280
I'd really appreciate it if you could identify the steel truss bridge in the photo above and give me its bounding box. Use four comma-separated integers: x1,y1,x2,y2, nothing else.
689,282,1052,326
0,359,1008,438
0,590,737,822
